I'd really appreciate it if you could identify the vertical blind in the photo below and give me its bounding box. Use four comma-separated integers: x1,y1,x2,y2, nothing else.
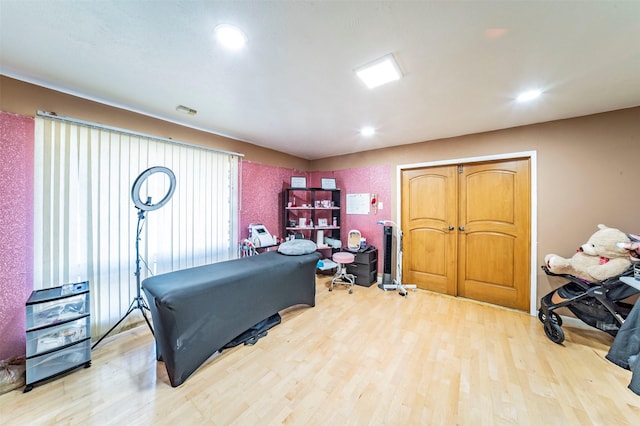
34,116,239,339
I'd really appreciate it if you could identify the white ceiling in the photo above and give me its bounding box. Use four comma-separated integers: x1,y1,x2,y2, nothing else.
1,1,639,160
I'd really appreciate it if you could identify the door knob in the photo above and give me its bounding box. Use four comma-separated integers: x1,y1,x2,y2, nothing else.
442,226,455,231
459,226,466,231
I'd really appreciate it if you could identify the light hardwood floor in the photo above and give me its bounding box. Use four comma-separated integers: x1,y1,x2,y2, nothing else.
2,277,639,425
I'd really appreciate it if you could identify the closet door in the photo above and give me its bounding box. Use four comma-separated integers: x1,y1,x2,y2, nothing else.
401,158,530,311
457,159,530,310
402,166,458,295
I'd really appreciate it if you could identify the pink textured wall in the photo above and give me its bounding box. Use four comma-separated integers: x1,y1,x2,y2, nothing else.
0,111,34,360
240,162,391,272
326,166,392,259
240,160,306,243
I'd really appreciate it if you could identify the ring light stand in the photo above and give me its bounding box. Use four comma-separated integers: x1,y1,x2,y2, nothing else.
377,220,417,296
92,166,176,350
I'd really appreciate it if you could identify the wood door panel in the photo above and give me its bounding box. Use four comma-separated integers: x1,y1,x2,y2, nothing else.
460,281,519,307
402,166,457,295
406,228,451,294
465,170,516,224
408,174,448,222
408,228,448,275
458,159,530,310
463,232,515,287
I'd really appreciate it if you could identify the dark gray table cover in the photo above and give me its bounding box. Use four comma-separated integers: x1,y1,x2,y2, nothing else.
142,250,321,387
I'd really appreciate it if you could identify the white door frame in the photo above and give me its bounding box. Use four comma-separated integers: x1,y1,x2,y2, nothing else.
397,151,538,315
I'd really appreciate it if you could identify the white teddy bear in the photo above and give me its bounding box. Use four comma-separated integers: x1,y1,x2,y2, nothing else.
545,224,631,282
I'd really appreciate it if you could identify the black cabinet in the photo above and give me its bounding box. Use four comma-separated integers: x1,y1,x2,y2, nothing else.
346,248,378,287
283,188,341,247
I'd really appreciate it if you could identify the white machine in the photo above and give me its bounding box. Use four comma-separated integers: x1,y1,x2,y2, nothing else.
248,223,276,247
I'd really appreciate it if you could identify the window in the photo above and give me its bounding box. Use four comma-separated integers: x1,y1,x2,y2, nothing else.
34,116,240,338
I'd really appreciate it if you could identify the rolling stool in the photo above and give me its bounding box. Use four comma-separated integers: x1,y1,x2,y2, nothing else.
330,251,356,294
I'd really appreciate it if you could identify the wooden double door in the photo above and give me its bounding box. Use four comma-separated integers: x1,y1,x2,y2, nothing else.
401,158,531,311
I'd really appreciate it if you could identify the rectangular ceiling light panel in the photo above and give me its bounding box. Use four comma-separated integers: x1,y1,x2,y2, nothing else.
355,53,403,89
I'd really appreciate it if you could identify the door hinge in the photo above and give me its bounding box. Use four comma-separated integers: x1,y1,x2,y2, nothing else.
458,165,463,174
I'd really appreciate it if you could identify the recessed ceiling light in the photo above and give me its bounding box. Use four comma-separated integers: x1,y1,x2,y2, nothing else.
516,89,542,102
355,54,402,89
360,126,375,136
214,24,247,50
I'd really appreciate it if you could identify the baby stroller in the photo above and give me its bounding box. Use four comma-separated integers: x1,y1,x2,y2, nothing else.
538,265,638,344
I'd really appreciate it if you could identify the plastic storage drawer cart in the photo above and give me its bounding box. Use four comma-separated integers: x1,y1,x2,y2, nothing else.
24,281,91,392
346,248,378,287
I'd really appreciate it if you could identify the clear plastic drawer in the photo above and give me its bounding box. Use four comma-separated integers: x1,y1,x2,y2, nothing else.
26,316,90,356
26,339,91,385
26,293,89,330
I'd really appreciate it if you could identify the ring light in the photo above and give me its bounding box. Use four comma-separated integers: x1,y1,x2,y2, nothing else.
131,166,176,211
94,165,176,350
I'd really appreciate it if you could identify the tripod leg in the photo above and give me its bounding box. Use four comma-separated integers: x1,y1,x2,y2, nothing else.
133,294,155,336
139,298,155,336
91,298,138,350
92,208,159,350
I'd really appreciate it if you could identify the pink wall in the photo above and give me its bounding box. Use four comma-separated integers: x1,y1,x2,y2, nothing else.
0,112,34,360
326,166,392,256
240,160,306,242
240,161,391,268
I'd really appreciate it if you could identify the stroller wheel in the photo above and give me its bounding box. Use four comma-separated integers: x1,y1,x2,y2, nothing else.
544,321,565,344
538,309,563,326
